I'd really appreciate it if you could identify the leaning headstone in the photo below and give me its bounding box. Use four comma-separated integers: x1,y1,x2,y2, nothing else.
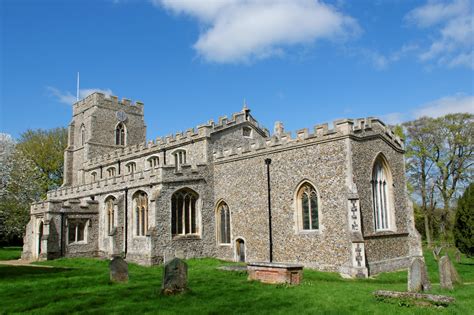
439,255,462,290
161,258,188,295
455,250,461,263
432,246,442,261
109,256,129,283
408,257,431,292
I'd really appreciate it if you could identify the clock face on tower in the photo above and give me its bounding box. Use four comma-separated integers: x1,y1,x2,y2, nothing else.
116,110,127,122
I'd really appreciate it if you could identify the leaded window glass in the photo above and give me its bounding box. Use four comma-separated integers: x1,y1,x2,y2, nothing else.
298,183,319,230
171,189,199,236
217,202,231,244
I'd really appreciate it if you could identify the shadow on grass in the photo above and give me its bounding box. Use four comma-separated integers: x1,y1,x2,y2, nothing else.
0,265,71,279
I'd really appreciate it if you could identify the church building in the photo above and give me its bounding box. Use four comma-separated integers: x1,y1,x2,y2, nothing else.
22,92,422,278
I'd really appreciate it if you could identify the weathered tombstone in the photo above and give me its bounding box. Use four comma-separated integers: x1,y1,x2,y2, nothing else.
432,246,442,261
408,257,431,292
161,258,188,295
439,255,462,290
455,249,461,263
109,256,129,283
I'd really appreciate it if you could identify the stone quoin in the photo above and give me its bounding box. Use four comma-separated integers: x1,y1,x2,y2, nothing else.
21,92,422,278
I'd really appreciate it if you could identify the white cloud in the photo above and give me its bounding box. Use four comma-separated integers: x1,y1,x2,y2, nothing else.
413,94,474,118
47,87,114,105
382,93,474,124
405,0,473,69
153,0,360,63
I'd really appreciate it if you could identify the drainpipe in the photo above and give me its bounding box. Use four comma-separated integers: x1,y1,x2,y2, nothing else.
124,187,128,256
60,209,65,257
265,158,273,263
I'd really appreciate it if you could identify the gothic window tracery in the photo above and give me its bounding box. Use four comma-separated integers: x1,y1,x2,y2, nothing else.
115,123,126,146
297,183,319,231
216,202,231,244
106,197,115,234
133,191,148,236
171,188,199,237
372,156,393,231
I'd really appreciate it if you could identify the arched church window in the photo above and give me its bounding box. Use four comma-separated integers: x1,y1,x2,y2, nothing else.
173,150,186,170
106,167,116,178
126,162,136,174
90,171,97,182
148,156,159,169
297,182,319,231
115,123,126,146
216,202,231,244
372,155,394,231
133,191,148,236
105,197,115,235
171,188,199,237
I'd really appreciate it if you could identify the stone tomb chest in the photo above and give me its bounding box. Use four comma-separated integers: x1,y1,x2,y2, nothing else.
247,262,304,285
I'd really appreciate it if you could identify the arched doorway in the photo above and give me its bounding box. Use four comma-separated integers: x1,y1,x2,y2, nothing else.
37,221,44,257
236,238,245,262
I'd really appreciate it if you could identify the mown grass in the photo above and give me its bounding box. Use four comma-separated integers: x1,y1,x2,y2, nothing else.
0,246,473,314
0,247,22,261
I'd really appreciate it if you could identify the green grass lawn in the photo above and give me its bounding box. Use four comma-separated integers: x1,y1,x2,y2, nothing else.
0,247,472,314
0,247,22,261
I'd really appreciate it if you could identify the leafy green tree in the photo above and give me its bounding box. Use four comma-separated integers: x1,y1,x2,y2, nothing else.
0,128,67,243
404,113,473,244
404,117,439,246
15,128,68,197
454,183,474,256
432,114,474,240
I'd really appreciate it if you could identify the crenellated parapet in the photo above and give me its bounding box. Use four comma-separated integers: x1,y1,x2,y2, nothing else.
214,117,404,161
83,107,268,170
46,164,208,200
72,92,144,116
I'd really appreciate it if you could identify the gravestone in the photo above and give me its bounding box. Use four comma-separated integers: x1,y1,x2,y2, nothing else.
455,250,461,263
439,255,462,290
161,258,188,295
109,256,128,283
408,257,431,292
432,246,442,261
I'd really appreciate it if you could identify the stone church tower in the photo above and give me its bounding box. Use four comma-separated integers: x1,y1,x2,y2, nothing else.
63,93,146,186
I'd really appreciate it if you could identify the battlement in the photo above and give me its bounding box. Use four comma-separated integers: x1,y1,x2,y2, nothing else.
83,107,269,169
214,117,404,161
46,164,208,201
72,92,144,116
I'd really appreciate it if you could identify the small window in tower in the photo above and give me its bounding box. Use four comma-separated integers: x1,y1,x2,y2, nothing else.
242,126,253,138
173,150,187,171
80,125,86,146
115,123,126,146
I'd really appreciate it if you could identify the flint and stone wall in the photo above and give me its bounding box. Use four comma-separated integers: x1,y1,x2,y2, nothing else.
22,92,420,278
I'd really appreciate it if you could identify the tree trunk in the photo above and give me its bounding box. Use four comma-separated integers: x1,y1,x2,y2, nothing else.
424,214,432,247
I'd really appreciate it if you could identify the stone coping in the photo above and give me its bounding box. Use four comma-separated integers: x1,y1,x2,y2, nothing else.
247,262,304,269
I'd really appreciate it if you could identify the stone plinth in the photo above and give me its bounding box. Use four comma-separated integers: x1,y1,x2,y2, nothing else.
247,262,303,285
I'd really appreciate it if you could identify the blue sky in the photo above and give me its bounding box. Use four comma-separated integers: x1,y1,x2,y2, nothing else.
1,0,473,140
